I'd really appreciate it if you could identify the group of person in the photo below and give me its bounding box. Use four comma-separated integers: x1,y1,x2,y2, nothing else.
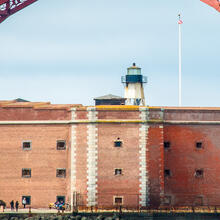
10,197,27,211
54,200,65,210
9,200,19,212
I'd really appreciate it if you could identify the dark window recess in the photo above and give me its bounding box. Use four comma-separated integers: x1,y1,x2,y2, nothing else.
22,141,31,150
114,197,123,205
57,141,66,150
164,196,172,205
22,168,31,178
22,196,31,205
114,138,122,147
57,196,65,203
196,142,203,149
195,169,204,177
115,169,122,175
56,169,66,178
194,196,203,206
164,169,171,177
164,142,170,149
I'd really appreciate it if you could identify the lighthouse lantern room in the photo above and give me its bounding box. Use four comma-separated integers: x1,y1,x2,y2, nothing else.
121,63,147,106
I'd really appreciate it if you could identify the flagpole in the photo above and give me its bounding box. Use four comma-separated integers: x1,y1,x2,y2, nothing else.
178,14,182,107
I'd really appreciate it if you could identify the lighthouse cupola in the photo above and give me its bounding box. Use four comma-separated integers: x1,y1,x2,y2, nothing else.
121,63,147,106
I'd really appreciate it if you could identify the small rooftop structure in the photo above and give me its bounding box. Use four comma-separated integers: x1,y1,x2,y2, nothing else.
14,98,30,102
94,94,126,106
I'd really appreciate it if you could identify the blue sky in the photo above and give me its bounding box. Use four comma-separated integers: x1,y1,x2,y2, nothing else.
0,0,219,106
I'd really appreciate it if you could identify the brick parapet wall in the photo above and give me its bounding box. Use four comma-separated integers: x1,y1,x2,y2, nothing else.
0,107,71,121
3,104,220,122
164,109,220,121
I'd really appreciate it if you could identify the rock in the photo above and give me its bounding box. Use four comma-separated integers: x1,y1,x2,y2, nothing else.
75,216,81,220
96,216,104,220
104,217,112,220
112,213,118,220
53,217,62,220
63,216,70,220
49,215,58,220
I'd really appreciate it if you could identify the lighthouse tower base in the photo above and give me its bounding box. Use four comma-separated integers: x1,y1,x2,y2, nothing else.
125,82,145,106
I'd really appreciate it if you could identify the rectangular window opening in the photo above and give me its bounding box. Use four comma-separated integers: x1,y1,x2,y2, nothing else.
164,142,170,149
164,169,171,177
114,138,122,147
56,196,65,203
22,196,31,205
56,169,66,178
22,168,31,178
196,142,203,149
115,169,122,176
194,196,203,206
57,140,66,150
195,169,204,177
22,141,31,150
164,196,172,205
114,197,123,205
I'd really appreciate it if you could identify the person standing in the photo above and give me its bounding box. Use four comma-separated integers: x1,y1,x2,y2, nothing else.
15,201,19,212
10,200,14,211
22,197,26,208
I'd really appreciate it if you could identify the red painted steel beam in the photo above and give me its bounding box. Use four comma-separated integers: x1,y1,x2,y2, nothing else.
0,0,8,4
200,0,220,12
0,0,38,23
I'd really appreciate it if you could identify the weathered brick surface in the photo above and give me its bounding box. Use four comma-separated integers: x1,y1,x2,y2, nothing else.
0,125,70,208
97,123,140,208
97,110,140,120
164,125,220,206
2,104,220,209
147,125,164,208
75,111,88,120
75,124,88,206
0,108,70,120
164,109,220,121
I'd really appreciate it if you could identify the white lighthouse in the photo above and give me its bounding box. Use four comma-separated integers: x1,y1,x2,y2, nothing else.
121,63,147,106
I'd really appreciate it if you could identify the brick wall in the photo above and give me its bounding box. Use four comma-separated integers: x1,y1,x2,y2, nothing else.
147,125,164,208
0,108,70,120
74,124,88,206
3,104,220,209
164,125,220,206
97,123,140,208
0,106,165,209
0,125,70,208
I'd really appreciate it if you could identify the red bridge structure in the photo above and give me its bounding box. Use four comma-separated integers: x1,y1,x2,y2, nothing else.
0,0,37,23
0,1,219,24
201,0,220,12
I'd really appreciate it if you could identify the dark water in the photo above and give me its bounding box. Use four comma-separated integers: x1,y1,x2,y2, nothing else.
1,213,220,220
121,214,220,219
